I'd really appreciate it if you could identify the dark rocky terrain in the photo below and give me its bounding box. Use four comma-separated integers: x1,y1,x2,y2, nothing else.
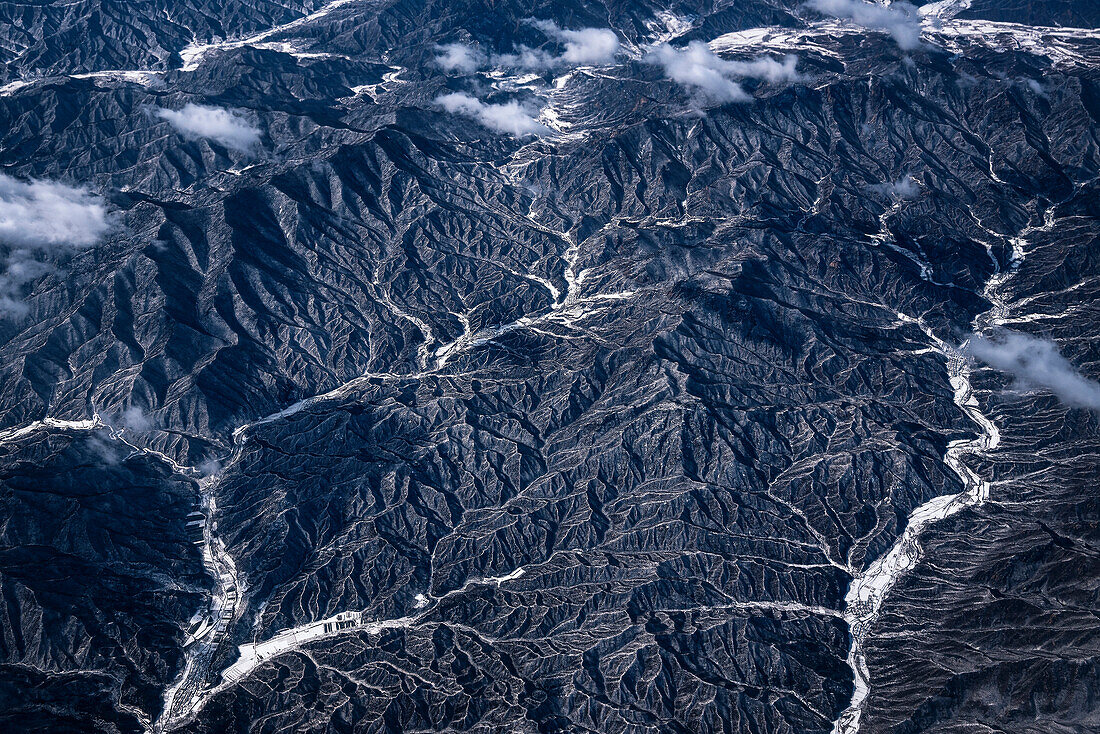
0,1,1097,733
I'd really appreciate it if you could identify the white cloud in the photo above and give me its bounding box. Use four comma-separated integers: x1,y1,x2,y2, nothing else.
647,42,801,103
437,22,620,73
650,44,748,102
529,20,620,66
965,330,1100,410
435,92,550,137
156,103,262,153
0,173,112,315
719,54,803,83
806,0,923,50
0,174,112,250
435,42,486,74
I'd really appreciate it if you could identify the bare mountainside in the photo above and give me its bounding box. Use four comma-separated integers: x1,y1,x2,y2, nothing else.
0,1,1098,733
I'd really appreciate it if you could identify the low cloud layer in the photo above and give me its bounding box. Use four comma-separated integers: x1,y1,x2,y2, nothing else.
806,0,923,50
435,92,550,137
966,330,1100,410
156,103,262,152
647,42,800,103
0,173,112,315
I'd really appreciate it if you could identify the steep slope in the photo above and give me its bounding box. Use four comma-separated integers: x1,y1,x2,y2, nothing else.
0,1,1097,733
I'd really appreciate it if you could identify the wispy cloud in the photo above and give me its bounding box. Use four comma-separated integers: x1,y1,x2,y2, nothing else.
806,0,923,50
89,434,122,465
0,173,113,315
647,42,800,103
871,174,919,199
113,405,153,434
0,255,52,316
966,330,1100,410
435,92,550,137
491,46,557,71
156,103,262,153
435,42,486,74
198,458,223,477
